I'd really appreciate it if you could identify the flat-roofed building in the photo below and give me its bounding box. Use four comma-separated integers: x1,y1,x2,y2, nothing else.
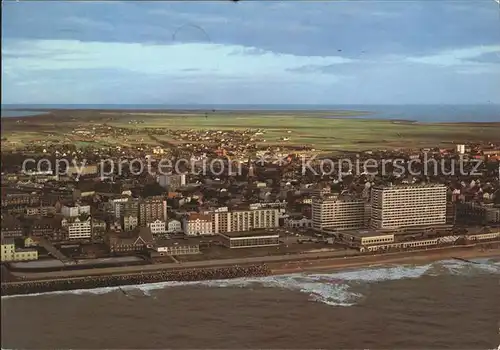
336,230,395,248
116,199,138,219
62,216,92,240
312,194,366,231
61,204,91,218
370,184,447,230
139,197,167,226
211,207,280,234
219,230,280,249
158,174,186,191
154,239,200,256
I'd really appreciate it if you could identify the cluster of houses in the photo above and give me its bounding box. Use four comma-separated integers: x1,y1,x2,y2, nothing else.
1,142,500,263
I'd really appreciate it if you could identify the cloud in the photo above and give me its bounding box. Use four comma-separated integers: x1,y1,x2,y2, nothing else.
3,1,499,58
3,39,353,78
406,45,500,67
2,1,500,104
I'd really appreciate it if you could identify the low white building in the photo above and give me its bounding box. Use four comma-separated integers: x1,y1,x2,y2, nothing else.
183,213,213,236
286,217,312,228
167,219,182,233
62,216,92,240
61,204,91,218
148,219,167,235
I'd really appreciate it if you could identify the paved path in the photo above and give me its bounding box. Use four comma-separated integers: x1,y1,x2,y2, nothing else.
34,237,73,264
9,243,499,282
11,249,358,279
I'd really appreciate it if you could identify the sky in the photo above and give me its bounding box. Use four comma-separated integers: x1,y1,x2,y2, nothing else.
2,0,500,105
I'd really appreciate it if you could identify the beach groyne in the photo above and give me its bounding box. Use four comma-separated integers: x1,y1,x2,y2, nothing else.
1,264,270,297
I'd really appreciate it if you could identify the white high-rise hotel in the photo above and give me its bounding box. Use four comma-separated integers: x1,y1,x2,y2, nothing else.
370,184,447,230
312,194,366,231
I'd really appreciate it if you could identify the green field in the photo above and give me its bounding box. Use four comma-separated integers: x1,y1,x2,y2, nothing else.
2,109,499,152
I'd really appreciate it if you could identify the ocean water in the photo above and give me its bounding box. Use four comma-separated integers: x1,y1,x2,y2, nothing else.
1,104,500,122
2,258,499,349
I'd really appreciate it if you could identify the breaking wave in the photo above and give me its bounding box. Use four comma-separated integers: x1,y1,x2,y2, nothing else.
3,258,499,307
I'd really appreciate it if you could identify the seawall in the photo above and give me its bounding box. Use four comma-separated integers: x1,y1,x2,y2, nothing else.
1,264,270,297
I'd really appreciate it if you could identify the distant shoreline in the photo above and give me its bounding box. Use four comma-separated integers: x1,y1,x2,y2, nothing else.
2,105,499,124
1,108,373,117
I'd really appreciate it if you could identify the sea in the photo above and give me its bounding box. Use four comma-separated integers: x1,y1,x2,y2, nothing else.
1,104,500,122
2,258,500,349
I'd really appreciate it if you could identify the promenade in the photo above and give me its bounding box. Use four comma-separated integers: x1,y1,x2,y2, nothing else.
11,249,358,280
8,244,499,283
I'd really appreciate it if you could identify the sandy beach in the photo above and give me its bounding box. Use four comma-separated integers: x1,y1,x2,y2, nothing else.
268,246,500,275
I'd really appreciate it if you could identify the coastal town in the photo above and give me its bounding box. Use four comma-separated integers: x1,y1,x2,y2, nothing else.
1,129,500,294
3,1,500,349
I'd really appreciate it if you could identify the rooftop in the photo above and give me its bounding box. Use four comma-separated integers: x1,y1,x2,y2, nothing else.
220,230,279,238
186,213,211,221
1,238,15,245
372,183,446,190
332,229,393,238
156,238,200,247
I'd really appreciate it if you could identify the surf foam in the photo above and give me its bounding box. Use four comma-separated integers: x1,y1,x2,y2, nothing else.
3,258,499,306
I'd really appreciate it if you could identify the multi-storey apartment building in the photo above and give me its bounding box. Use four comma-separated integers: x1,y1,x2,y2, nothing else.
139,197,167,226
111,197,133,218
370,184,447,230
210,207,280,234
158,174,186,191
61,216,92,240
312,194,366,231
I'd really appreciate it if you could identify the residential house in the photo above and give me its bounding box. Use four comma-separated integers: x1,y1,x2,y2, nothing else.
183,213,213,236
167,219,182,234
1,238,38,262
1,215,23,238
30,217,63,240
148,219,167,235
122,215,139,232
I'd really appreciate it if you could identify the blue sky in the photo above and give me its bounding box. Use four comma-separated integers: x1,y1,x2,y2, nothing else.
2,0,500,105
